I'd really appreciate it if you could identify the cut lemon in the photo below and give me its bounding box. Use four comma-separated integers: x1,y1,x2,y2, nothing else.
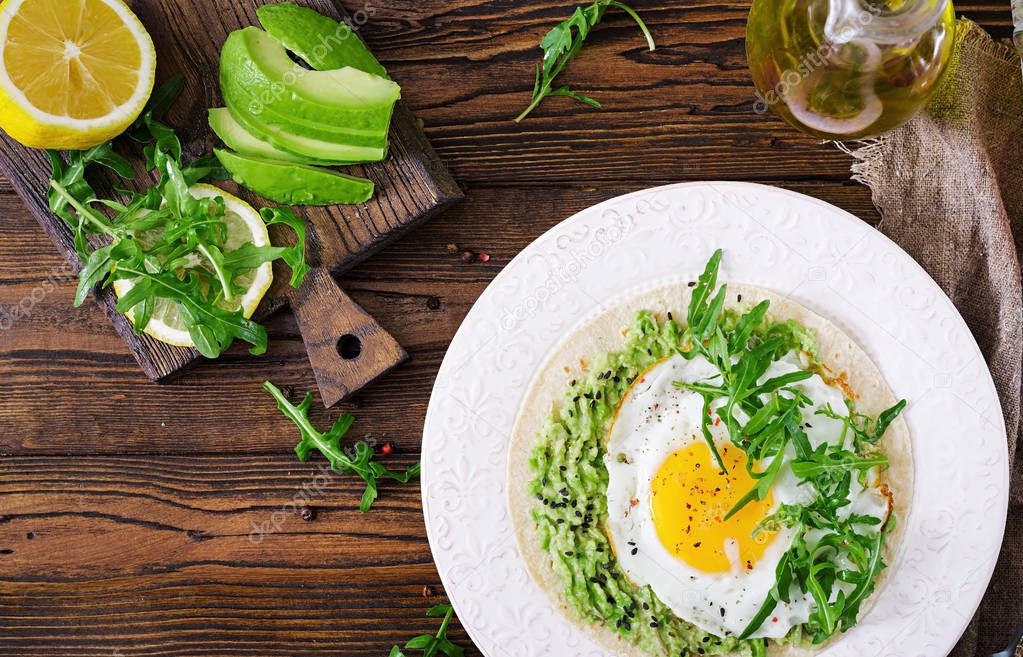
113,184,274,348
0,0,156,149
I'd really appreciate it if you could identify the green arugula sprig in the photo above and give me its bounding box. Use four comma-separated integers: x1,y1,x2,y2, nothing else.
46,76,308,358
389,604,464,657
263,381,420,512
514,0,655,123
676,249,815,477
816,398,907,453
675,249,906,644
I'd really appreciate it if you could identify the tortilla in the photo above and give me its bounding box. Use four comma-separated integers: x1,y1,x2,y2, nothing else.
507,282,913,657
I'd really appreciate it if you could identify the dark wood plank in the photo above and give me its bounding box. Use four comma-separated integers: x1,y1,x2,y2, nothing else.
365,0,1011,185
0,181,878,454
0,453,481,656
0,0,462,383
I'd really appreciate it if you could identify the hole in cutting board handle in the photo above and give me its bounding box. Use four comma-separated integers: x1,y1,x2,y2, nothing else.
337,334,363,360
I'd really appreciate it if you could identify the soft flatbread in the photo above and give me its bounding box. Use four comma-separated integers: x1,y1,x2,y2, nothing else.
507,282,912,657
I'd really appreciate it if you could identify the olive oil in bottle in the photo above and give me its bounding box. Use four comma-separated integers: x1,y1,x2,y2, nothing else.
747,0,954,139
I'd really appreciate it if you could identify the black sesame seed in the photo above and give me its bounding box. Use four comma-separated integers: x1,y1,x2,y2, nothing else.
642,603,650,610
536,493,543,500
719,607,725,617
688,281,696,287
737,294,743,302
631,547,638,555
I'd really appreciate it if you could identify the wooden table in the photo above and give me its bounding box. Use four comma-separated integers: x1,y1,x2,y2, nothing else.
0,2,1010,655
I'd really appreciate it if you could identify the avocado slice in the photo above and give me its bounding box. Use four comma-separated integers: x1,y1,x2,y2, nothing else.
221,103,384,163
256,2,389,78
221,27,399,113
222,94,388,163
209,107,345,165
220,74,392,146
215,148,375,206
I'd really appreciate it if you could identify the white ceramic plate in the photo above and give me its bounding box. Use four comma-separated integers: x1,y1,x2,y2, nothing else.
422,182,1008,657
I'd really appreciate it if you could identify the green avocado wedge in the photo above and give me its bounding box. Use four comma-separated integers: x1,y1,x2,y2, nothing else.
215,148,375,206
220,75,392,146
221,27,399,112
209,107,336,165
223,100,387,164
256,2,390,78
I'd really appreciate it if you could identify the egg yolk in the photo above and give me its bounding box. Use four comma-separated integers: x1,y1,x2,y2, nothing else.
649,441,777,573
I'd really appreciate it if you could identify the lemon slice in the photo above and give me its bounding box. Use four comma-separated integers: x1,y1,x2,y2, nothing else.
0,0,157,149
114,184,274,348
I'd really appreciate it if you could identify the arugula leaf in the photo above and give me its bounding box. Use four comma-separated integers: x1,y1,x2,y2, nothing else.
816,399,906,451
515,0,655,122
393,603,464,657
790,447,888,480
45,77,311,360
263,382,420,512
675,250,905,646
260,207,312,287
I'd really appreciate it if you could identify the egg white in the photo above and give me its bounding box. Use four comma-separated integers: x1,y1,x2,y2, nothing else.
604,352,889,639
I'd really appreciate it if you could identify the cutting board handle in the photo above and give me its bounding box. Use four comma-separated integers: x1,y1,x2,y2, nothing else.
289,267,408,407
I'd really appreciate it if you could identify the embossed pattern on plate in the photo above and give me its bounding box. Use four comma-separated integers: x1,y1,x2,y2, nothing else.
422,182,1009,657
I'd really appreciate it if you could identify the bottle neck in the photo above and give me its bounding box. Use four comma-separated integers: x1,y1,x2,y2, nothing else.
824,0,949,45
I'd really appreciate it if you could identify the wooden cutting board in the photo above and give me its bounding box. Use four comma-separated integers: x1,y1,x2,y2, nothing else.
0,0,462,406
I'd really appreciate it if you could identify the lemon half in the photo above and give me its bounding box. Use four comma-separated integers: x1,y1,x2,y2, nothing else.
0,0,157,149
114,184,274,348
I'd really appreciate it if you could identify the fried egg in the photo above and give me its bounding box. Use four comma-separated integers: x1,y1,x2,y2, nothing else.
604,353,890,639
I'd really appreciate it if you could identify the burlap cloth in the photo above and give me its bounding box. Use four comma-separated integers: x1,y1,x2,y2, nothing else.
844,19,1023,657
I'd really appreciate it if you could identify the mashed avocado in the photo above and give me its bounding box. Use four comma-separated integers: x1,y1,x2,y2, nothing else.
528,310,816,657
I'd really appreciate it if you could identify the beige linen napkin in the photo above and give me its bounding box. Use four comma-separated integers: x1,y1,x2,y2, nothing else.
844,19,1022,657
